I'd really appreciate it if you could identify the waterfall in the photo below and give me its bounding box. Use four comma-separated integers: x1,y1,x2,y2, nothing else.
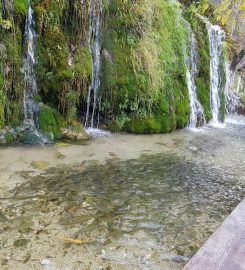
85,0,103,128
23,0,38,128
22,1,50,144
185,23,206,128
201,17,225,124
224,62,240,113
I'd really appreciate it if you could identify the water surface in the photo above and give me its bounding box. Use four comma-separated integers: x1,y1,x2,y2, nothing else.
0,116,245,270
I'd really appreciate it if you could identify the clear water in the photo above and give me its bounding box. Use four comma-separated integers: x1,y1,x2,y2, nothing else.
0,117,245,269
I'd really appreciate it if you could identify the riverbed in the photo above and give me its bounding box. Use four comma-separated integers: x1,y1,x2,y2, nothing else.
0,115,245,270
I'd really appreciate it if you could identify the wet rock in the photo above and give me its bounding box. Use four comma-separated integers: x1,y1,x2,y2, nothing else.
171,255,189,263
19,131,44,145
61,127,90,141
102,48,113,63
0,127,17,144
189,146,198,152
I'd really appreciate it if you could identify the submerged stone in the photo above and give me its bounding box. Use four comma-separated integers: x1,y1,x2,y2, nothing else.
14,238,29,248
31,160,49,169
171,255,189,263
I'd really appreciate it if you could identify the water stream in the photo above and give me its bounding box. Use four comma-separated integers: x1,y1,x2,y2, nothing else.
85,0,104,129
204,19,225,125
224,62,240,113
185,22,206,128
23,0,38,128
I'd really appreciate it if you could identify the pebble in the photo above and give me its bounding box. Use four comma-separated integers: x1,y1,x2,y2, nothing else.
171,255,189,263
40,258,50,265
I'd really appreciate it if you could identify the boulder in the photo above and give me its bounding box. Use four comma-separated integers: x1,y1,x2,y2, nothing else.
60,127,90,141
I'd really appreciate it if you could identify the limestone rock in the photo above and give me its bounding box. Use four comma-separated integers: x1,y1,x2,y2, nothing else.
61,127,90,141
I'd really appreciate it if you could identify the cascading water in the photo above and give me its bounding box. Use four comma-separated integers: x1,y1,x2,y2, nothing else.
202,17,225,125
22,1,50,144
23,0,38,128
85,0,103,129
185,23,206,128
224,62,240,113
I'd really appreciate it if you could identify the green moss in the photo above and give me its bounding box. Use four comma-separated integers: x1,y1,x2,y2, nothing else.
0,90,4,128
0,8,24,128
5,102,22,127
101,0,189,133
14,0,28,15
220,91,225,122
38,105,65,139
126,117,162,134
196,77,212,121
73,47,92,78
5,132,14,143
125,113,176,134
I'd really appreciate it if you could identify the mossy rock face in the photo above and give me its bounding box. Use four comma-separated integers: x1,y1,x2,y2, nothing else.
4,132,15,143
0,91,4,129
185,12,212,122
19,131,44,145
37,105,65,139
219,49,227,122
14,0,28,15
100,0,190,134
124,115,176,134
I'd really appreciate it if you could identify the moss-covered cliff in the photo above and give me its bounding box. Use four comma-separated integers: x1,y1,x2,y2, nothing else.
0,0,238,141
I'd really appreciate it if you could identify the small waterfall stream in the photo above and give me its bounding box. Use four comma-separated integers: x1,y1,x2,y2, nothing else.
23,0,38,128
203,18,226,125
22,1,49,144
185,23,206,128
85,0,103,129
224,62,240,113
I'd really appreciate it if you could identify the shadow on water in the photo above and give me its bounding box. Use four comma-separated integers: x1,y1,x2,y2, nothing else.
4,151,244,269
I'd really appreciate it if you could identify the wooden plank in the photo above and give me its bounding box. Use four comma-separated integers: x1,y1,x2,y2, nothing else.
183,199,245,270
